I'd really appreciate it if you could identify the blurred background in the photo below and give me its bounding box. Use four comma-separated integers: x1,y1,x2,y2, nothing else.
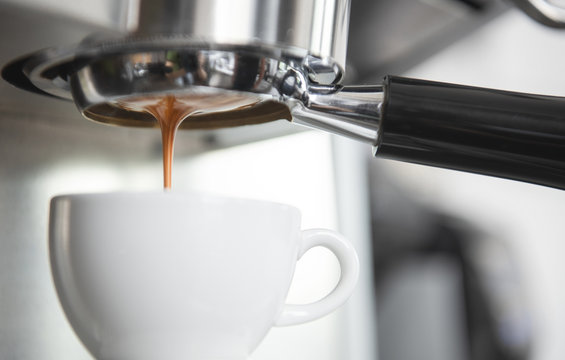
1,0,565,359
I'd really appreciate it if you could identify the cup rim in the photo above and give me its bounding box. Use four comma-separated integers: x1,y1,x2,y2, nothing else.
50,190,301,214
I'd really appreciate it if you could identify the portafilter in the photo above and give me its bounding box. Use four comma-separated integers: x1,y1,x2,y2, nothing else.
3,0,565,189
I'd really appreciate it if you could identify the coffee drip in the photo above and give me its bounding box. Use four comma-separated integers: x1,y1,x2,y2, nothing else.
116,93,256,188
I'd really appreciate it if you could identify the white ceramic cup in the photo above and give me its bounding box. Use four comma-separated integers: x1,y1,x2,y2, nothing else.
49,192,359,360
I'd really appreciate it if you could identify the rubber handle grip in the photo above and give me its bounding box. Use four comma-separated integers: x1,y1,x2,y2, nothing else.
376,76,565,189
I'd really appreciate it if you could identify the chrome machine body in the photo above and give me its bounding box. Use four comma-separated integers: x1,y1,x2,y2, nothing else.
5,0,378,140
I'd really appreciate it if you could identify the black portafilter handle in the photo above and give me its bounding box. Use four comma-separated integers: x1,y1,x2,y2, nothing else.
377,76,565,190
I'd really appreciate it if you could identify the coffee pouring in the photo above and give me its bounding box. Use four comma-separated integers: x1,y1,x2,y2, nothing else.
4,1,565,360
2,0,565,188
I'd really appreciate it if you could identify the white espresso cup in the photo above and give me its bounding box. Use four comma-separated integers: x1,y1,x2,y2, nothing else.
49,192,359,360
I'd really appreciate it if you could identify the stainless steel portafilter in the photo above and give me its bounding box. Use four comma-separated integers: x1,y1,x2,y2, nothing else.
3,0,565,189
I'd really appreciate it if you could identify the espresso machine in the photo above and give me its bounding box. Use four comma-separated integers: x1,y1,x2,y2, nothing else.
4,0,565,189
2,0,565,359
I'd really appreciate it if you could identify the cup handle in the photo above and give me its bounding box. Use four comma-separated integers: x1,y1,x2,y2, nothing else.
274,229,360,326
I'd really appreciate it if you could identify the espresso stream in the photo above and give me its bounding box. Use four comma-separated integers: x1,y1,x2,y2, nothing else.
117,94,255,188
